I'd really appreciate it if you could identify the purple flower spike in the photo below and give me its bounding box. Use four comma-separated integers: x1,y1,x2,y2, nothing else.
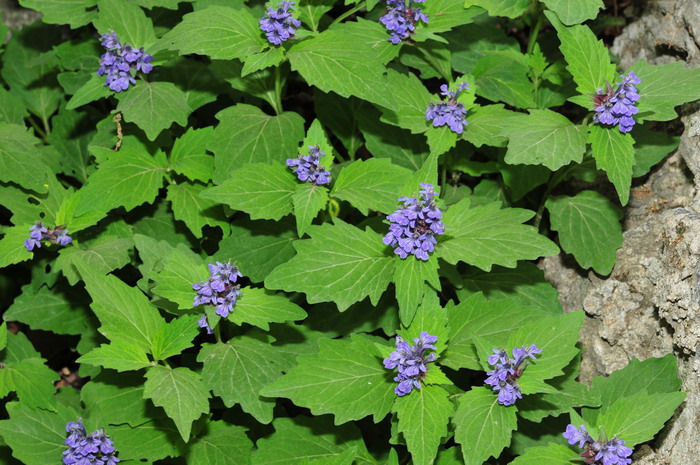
259,1,301,45
384,332,438,396
97,31,154,92
24,222,72,251
193,262,244,333
426,81,469,134
383,183,444,261
593,72,641,133
380,0,428,44
564,424,632,465
484,344,541,406
286,145,332,185
63,419,119,465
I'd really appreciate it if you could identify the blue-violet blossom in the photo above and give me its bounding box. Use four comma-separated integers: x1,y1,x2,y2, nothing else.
564,424,633,465
380,0,428,44
593,72,641,133
24,221,72,251
485,344,541,406
383,331,438,396
63,419,120,465
97,32,154,92
259,1,301,45
286,145,331,185
193,261,243,334
426,82,469,134
383,183,444,261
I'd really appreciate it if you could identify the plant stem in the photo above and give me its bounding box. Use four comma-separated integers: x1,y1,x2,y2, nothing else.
329,1,366,27
273,65,283,115
214,324,222,344
417,45,452,83
527,11,545,55
26,117,48,142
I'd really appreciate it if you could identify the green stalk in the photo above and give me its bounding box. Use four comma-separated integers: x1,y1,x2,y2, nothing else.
417,45,452,83
273,65,284,115
527,11,545,55
329,1,366,27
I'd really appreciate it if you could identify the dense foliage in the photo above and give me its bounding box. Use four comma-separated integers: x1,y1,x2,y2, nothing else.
0,1,696,464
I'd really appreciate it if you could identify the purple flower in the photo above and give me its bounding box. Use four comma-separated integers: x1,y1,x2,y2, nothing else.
380,0,428,44
286,146,331,185
259,1,301,45
593,72,641,133
426,82,469,134
97,32,154,92
63,419,119,465
383,183,444,261
564,425,632,465
24,222,72,251
484,344,541,406
384,332,438,396
193,262,244,332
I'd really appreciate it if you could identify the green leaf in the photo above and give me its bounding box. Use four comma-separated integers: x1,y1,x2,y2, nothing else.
298,0,334,32
76,146,166,215
77,341,152,372
152,246,208,310
207,104,305,184
473,53,535,108
167,182,227,237
632,123,680,177
501,110,588,170
426,126,458,157
541,0,603,25
143,365,210,441
379,70,433,134
4,285,90,335
359,115,429,171
292,183,329,237
116,82,192,141
463,104,516,148
0,322,6,351
159,6,265,60
597,390,685,447
460,263,562,314
201,163,297,221
438,199,559,271
187,421,253,465
150,315,199,361
78,262,164,351
92,0,156,48
463,0,528,18
0,358,59,410
261,334,395,424
198,337,283,424
0,402,78,465
0,123,48,193
395,385,454,465
242,46,286,76
547,13,616,100
453,386,518,465
56,236,133,285
546,190,623,275
0,226,33,269
588,125,635,205
500,161,551,201
265,219,395,311
422,0,482,33
0,86,28,125
232,287,307,330
629,59,700,122
170,127,215,182
80,371,154,427
252,416,376,465
332,158,412,215
109,420,186,462
19,0,96,28
393,256,440,326
508,444,578,465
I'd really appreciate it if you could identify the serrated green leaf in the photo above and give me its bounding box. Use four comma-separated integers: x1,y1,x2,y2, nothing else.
77,341,152,372
56,236,133,285
92,0,156,48
453,386,518,465
266,219,395,311
426,126,458,156
144,365,210,441
292,183,329,237
150,315,199,361
438,199,559,271
501,110,588,170
4,285,89,335
159,6,265,60
198,337,283,424
18,0,95,32
500,160,551,201
546,190,623,275
167,182,227,237
242,46,286,76
0,87,28,125
152,246,207,310
541,0,603,25
630,59,700,123
509,444,578,465
588,125,635,205
0,123,48,193
65,73,111,110
80,371,155,427
473,53,535,108
463,104,516,148
0,322,6,351
422,0,482,33
463,0,528,18
116,81,192,141
393,256,440,326
109,419,186,462
207,104,305,184
170,127,215,182
330,17,400,65
298,0,334,32
262,334,395,424
232,287,307,330
379,70,433,134
0,226,33,269
332,158,412,215
0,358,59,410
395,385,453,465
360,117,429,171
632,123,679,177
187,421,253,465
201,163,297,220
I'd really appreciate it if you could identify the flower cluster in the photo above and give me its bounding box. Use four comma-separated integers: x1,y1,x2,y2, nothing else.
380,0,428,44
97,32,153,92
286,145,331,185
383,332,438,396
426,82,470,134
193,262,243,334
485,344,541,406
24,222,72,251
564,424,633,465
593,72,641,133
63,419,119,465
259,1,301,45
383,183,444,261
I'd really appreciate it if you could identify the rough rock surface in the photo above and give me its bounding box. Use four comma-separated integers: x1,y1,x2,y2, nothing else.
543,1,700,464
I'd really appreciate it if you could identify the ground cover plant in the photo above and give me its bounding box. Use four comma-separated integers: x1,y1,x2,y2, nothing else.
0,0,697,464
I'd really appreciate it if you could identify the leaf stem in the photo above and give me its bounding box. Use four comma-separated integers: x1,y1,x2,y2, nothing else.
329,1,366,28
214,324,222,344
416,45,452,83
26,116,48,142
273,65,284,115
527,11,545,55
